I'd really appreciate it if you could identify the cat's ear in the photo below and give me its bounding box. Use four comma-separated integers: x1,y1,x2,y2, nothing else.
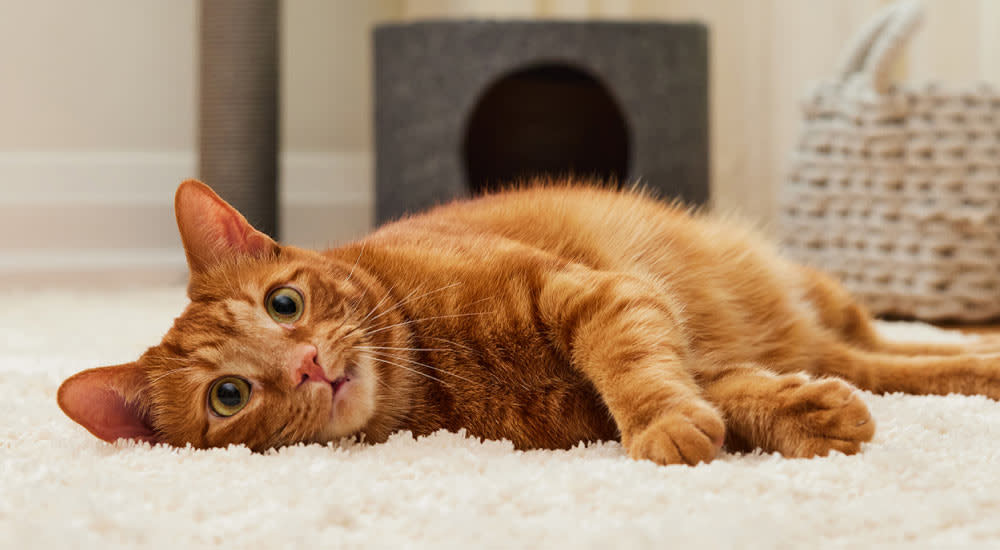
57,363,159,444
174,179,278,274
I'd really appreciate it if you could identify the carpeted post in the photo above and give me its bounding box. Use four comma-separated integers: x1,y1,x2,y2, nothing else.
198,0,280,238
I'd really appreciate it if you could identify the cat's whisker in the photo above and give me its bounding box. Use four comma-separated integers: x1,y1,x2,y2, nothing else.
370,373,394,393
360,350,481,387
341,285,420,338
352,345,449,352
331,297,363,336
365,282,463,324
358,353,453,388
343,241,367,285
355,280,456,331
426,336,477,353
139,357,199,367
275,401,315,450
356,284,397,328
264,420,292,450
331,278,378,336
139,355,202,365
372,285,420,319
465,294,496,308
341,285,369,321
146,367,190,384
360,311,494,338
362,311,493,335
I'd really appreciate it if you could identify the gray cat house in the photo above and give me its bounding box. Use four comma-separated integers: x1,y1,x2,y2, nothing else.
374,20,709,224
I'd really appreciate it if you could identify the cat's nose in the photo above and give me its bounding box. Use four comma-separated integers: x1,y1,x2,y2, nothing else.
293,345,330,387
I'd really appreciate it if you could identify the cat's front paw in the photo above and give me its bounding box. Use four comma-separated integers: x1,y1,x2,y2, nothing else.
624,403,725,466
775,378,875,458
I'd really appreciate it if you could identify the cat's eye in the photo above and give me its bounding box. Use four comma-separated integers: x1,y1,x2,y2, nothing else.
266,286,304,324
208,377,252,417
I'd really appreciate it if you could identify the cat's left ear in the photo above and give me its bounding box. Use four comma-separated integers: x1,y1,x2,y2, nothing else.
57,363,160,444
174,179,278,275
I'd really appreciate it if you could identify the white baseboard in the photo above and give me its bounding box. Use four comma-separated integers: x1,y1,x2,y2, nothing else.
0,151,373,287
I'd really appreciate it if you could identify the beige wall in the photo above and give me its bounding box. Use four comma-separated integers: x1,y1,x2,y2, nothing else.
283,1,401,152
0,1,197,150
0,0,392,153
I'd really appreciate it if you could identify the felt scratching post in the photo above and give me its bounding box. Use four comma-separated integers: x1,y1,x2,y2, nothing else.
374,21,710,225
198,0,280,238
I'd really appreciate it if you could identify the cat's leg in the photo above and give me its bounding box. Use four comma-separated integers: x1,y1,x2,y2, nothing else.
540,268,725,466
799,266,999,355
859,332,1000,356
807,346,1000,399
696,364,875,457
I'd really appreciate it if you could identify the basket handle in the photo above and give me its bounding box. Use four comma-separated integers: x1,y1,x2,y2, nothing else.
834,0,923,93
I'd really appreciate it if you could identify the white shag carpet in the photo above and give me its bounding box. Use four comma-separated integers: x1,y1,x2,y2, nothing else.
4,287,1000,549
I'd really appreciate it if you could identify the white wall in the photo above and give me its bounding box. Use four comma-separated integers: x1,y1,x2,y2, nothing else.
1,0,997,286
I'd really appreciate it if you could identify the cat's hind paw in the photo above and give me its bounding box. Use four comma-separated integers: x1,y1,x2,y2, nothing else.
775,378,875,458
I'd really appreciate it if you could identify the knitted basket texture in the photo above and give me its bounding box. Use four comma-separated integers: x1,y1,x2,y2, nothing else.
779,0,1000,321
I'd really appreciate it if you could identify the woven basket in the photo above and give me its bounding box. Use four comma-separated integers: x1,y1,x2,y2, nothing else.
778,0,1000,321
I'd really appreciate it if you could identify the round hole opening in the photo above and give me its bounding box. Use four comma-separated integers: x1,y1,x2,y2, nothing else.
462,64,631,194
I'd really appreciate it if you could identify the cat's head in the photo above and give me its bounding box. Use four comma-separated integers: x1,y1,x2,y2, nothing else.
58,180,412,450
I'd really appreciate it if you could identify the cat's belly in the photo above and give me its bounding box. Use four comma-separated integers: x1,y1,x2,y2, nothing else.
420,360,620,450
488,381,621,450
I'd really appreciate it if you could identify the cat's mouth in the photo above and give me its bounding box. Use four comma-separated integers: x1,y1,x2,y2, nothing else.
330,375,350,396
328,360,359,407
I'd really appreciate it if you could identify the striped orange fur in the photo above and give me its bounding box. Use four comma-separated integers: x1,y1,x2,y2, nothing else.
57,180,1000,465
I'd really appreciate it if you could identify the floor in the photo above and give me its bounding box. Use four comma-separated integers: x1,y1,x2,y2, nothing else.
4,287,1000,548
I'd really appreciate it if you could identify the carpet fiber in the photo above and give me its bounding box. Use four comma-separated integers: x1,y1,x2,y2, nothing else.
4,288,1000,548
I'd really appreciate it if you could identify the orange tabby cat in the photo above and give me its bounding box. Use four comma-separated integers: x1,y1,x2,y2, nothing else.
58,180,1000,465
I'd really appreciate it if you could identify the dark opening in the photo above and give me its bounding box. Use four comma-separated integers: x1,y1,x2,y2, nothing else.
462,64,631,194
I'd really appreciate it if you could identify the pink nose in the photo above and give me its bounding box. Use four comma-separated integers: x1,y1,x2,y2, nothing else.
293,345,330,386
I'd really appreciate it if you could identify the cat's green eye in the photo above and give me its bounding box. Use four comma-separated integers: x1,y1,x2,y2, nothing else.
266,286,304,324
208,377,251,417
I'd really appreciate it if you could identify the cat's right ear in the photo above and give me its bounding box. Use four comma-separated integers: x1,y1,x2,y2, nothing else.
57,363,159,444
174,179,278,275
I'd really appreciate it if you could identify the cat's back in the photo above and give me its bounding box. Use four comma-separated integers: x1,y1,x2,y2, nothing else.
369,183,783,278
